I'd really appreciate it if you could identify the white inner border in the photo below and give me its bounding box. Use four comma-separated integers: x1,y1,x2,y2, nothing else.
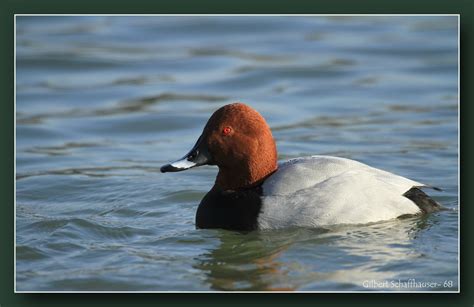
13,13,461,294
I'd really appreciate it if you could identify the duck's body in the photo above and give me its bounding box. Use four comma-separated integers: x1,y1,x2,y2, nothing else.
258,155,438,229
161,103,442,231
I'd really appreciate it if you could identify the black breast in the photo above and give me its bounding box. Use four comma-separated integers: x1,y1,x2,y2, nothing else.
195,185,263,231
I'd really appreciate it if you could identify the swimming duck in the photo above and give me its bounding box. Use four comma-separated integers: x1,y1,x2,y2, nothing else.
161,103,442,230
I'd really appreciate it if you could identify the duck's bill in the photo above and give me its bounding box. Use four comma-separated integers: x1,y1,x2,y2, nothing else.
160,135,212,173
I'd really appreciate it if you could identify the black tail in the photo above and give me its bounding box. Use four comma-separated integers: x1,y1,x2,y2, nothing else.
403,187,445,214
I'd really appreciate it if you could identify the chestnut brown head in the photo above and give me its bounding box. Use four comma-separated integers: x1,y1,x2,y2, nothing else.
161,103,278,190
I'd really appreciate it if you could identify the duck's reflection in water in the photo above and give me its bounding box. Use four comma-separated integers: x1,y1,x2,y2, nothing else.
194,213,448,291
194,228,314,291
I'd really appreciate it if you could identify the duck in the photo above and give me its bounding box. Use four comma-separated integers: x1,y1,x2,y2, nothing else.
160,103,443,230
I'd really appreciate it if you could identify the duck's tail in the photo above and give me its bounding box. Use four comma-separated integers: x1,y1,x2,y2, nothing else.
403,187,446,213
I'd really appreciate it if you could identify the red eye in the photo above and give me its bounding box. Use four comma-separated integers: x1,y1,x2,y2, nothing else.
222,126,232,135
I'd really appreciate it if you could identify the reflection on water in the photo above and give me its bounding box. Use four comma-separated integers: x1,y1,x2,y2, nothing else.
195,215,451,291
16,16,458,291
196,230,302,291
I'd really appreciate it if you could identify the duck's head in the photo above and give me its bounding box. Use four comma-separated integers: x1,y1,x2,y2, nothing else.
161,103,278,190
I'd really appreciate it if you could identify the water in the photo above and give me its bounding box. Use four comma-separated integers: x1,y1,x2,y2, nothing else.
15,16,459,291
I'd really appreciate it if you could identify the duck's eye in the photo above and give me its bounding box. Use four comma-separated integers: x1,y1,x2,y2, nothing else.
222,126,232,135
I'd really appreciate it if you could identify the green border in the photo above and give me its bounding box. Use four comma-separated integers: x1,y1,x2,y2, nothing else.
2,0,471,306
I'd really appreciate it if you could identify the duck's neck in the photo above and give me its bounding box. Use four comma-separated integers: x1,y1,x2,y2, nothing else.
215,159,278,191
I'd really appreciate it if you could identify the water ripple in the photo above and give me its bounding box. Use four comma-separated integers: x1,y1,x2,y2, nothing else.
17,92,228,124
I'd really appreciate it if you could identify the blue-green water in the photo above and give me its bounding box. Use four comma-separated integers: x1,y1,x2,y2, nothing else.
16,16,458,291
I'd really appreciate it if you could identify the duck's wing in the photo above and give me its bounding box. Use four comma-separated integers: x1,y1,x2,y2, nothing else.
259,156,432,229
263,156,425,195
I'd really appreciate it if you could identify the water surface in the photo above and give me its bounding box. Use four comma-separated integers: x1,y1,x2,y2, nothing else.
16,16,458,291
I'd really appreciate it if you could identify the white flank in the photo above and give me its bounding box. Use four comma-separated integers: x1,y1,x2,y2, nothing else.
258,156,424,229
